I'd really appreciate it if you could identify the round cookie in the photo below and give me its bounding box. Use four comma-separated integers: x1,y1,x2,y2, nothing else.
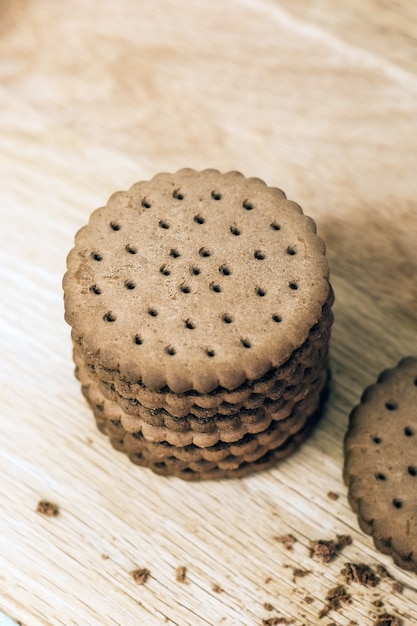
344,356,417,572
64,169,331,394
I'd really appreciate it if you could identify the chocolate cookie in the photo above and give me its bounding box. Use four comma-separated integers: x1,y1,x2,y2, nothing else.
344,356,417,571
76,293,333,416
64,169,333,478
64,169,331,394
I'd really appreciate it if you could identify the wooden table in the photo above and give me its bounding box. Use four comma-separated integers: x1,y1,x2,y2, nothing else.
1,1,417,624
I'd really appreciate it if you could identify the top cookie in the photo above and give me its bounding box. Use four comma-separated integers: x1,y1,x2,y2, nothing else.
63,169,330,393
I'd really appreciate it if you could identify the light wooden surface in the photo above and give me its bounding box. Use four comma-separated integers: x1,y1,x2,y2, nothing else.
1,1,417,625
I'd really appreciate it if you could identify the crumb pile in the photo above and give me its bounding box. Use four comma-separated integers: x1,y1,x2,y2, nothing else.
63,169,333,479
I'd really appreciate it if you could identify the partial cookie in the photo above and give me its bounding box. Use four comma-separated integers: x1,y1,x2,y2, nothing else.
91,397,325,480
87,377,325,462
344,356,417,572
75,342,328,432
124,404,323,481
76,293,333,415
77,348,328,445
64,169,331,394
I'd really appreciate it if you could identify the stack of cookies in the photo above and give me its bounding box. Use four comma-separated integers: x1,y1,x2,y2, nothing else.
63,168,333,480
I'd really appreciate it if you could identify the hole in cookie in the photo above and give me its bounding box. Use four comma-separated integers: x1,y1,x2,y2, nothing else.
134,335,143,345
210,282,221,293
126,244,137,254
375,472,387,481
165,346,176,356
141,199,151,209
408,466,417,476
148,308,158,317
91,252,103,261
110,222,121,231
190,266,201,276
185,319,195,330
103,312,116,322
254,250,265,260
170,248,180,258
242,200,253,211
385,400,398,411
392,499,403,509
211,191,222,200
219,265,231,276
241,338,252,349
256,287,266,297
289,281,298,290
222,314,233,324
90,285,101,295
205,349,215,358
287,246,296,256
372,436,382,444
173,189,184,200
160,265,171,276
159,220,170,229
272,314,282,323
179,284,191,294
194,215,205,224
125,280,136,290
270,222,281,231
199,247,211,258
404,426,414,437
230,226,241,236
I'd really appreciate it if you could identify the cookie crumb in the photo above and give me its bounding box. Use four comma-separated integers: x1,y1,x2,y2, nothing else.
293,567,311,581
304,596,314,604
341,562,380,587
310,540,336,563
373,600,384,608
36,500,59,517
212,583,223,593
392,582,403,594
284,565,312,583
327,491,339,501
264,577,272,584
318,585,351,618
274,534,297,550
263,602,274,611
101,554,109,560
376,565,390,578
310,535,352,563
130,568,150,585
262,618,295,625
176,565,187,583
336,534,353,550
372,614,402,626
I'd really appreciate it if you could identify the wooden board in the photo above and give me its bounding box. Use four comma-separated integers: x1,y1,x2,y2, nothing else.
1,1,417,624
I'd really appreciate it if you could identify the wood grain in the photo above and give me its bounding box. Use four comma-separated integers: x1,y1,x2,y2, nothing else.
1,1,417,624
